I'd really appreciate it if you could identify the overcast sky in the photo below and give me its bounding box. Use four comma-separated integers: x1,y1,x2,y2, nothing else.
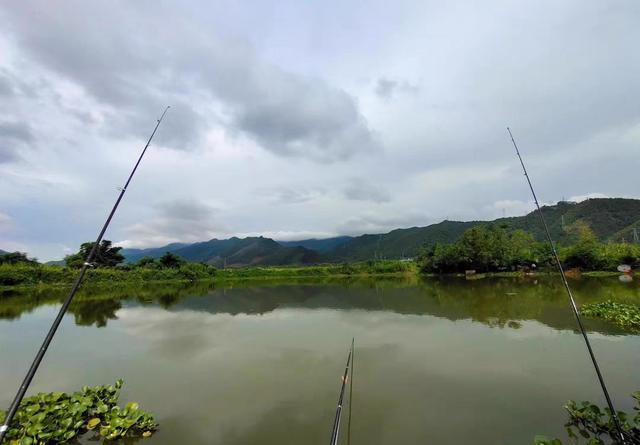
0,1,638,260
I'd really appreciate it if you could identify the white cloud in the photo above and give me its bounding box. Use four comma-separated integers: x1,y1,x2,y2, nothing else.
483,200,535,219
567,193,609,203
118,200,225,248
0,211,12,228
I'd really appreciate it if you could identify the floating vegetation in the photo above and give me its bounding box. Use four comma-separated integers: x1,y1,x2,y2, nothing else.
533,391,640,444
0,380,157,444
581,301,640,332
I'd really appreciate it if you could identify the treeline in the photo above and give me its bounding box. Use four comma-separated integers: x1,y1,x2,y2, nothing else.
418,223,640,273
0,241,218,286
0,263,218,286
0,240,416,286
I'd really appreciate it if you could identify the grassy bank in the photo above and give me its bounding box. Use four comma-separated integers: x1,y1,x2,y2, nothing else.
0,260,418,288
1,261,636,290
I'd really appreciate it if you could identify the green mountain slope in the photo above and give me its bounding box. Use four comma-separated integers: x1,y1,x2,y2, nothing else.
278,236,353,252
122,237,320,267
492,198,640,244
118,198,640,266
611,219,640,243
324,221,478,262
322,198,640,262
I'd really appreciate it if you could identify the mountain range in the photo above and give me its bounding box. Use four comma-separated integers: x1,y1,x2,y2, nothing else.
118,198,640,267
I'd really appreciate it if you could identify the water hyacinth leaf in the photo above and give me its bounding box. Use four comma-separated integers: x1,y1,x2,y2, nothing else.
125,402,139,412
1,380,157,443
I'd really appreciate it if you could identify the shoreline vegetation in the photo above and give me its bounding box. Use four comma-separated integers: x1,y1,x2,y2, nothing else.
2,221,638,288
0,260,634,289
0,260,419,288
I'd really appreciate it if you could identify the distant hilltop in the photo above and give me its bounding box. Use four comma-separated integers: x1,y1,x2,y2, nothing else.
118,198,640,267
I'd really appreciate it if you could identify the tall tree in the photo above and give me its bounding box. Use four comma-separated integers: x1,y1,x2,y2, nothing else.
158,252,185,269
563,222,601,270
65,240,124,268
136,256,157,268
0,251,38,265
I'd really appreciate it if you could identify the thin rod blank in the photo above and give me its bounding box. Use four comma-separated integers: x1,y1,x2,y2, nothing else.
0,107,169,442
507,127,627,444
330,340,354,445
347,338,354,445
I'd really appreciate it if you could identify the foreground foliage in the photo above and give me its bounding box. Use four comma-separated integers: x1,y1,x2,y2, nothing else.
581,301,640,332
534,391,640,445
0,380,157,444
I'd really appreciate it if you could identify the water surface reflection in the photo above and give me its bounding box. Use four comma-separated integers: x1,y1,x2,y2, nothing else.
0,277,638,444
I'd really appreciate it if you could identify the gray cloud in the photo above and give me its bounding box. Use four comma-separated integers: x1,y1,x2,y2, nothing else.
0,211,12,230
257,186,326,205
232,74,377,160
336,212,430,236
343,178,391,203
0,121,34,163
0,1,376,160
374,78,419,100
119,200,225,248
0,73,14,97
1,0,639,260
0,121,33,143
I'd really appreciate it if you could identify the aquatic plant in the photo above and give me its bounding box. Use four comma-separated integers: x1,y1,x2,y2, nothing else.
533,391,640,445
581,301,640,332
0,380,157,444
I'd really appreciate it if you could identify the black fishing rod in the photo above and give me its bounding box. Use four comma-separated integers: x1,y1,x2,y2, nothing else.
347,337,354,445
0,107,170,442
507,127,628,445
329,338,354,445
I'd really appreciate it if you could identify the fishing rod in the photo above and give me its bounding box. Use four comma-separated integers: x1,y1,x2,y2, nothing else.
347,337,354,445
0,106,170,442
329,338,354,445
507,127,628,445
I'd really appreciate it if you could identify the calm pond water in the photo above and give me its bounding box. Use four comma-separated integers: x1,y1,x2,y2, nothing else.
1,276,639,444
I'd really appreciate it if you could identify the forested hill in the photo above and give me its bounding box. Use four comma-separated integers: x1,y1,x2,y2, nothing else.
493,198,640,244
319,198,640,261
278,236,353,252
322,221,478,262
121,237,320,267
118,198,640,265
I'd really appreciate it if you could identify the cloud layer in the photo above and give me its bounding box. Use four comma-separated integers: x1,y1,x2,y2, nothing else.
0,0,639,260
